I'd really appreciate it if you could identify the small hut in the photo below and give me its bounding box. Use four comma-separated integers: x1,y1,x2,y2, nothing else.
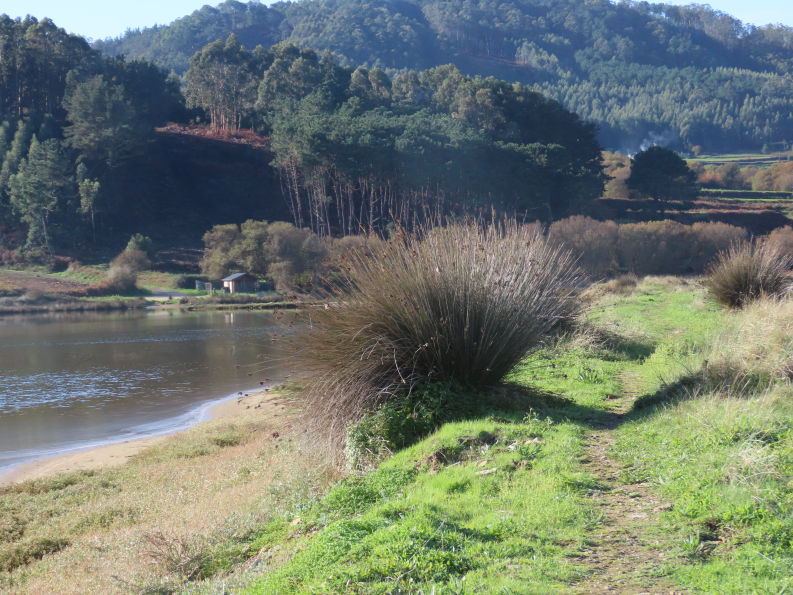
222,272,257,294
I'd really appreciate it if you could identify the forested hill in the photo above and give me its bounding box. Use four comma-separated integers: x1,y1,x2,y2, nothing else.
95,0,793,153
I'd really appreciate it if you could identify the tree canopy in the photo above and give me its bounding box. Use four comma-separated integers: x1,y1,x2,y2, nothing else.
97,0,793,153
627,146,699,208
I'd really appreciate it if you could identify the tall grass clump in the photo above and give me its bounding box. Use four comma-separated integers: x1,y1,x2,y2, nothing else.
706,297,793,387
705,241,792,309
295,221,582,443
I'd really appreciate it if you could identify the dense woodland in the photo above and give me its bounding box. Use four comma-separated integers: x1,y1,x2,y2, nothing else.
185,37,603,235
0,16,186,256
0,14,602,258
97,0,793,153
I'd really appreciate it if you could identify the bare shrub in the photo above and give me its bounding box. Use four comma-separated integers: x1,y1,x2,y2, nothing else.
616,220,746,275
765,226,793,261
111,248,150,273
617,220,695,275
141,531,208,581
293,221,582,444
548,216,618,278
705,241,792,309
689,221,748,271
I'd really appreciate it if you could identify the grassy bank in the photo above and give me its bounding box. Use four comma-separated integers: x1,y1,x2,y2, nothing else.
3,277,793,592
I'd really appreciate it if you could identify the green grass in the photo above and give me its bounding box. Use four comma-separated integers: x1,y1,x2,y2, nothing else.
239,414,599,593
614,388,793,593
6,275,793,592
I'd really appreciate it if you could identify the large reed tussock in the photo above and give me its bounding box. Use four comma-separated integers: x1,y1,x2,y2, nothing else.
705,241,792,309
295,221,582,441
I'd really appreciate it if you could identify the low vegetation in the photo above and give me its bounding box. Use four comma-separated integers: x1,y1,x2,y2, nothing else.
293,221,581,446
705,241,792,308
5,257,793,592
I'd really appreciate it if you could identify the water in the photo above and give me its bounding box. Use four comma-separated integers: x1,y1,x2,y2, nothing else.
0,309,290,471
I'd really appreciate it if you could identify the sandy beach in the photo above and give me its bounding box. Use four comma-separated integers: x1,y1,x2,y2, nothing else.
0,388,277,486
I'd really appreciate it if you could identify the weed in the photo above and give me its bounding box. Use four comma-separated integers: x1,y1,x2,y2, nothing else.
142,531,209,581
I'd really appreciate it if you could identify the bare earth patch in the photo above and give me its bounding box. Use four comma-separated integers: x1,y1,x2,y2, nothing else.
0,269,88,297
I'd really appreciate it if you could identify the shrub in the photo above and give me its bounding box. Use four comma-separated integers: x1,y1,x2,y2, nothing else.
111,248,150,273
616,220,746,275
765,226,793,261
86,252,141,296
548,216,618,278
174,274,208,289
705,241,792,309
293,220,582,444
125,233,156,261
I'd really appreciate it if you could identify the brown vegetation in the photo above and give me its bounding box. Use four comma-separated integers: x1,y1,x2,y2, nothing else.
292,221,582,446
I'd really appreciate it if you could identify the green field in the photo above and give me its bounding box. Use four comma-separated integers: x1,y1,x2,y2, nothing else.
690,151,793,167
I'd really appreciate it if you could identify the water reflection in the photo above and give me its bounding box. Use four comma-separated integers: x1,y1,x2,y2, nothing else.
0,309,288,470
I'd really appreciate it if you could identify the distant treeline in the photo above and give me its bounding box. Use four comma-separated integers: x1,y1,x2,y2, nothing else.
96,0,793,153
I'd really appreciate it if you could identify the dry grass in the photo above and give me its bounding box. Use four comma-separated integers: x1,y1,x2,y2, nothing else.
294,221,582,446
0,393,337,593
706,297,793,386
705,241,792,308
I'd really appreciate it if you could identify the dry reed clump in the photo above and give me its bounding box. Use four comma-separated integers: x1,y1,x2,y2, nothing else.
705,241,792,309
706,297,793,386
295,221,582,443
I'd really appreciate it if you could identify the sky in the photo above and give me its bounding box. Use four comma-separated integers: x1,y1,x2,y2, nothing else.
1,0,792,42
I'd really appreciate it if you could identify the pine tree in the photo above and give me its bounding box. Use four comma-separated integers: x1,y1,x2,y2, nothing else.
9,136,74,254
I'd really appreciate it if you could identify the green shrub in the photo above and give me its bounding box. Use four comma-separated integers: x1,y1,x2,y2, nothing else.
345,382,482,471
125,233,156,261
706,241,792,308
294,220,582,445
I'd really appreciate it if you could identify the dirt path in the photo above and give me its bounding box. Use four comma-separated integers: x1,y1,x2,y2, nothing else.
574,371,684,594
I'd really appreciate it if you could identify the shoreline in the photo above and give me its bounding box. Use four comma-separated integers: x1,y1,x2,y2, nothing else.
0,388,276,486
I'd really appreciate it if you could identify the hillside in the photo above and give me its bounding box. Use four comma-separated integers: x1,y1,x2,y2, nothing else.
96,0,793,153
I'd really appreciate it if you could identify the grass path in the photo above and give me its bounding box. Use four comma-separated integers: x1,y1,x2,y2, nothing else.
574,371,683,594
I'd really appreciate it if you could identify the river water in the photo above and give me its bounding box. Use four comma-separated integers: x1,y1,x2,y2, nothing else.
0,309,289,472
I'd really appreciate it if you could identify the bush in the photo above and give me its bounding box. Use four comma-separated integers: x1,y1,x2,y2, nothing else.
111,248,150,273
345,381,482,472
125,233,156,261
765,226,793,262
616,220,746,275
705,241,792,308
294,220,582,444
548,216,618,278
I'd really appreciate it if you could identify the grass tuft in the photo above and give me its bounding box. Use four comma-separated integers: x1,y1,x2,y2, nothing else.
705,241,792,308
294,220,582,446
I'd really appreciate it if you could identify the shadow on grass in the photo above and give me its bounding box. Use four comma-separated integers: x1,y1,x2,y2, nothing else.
490,382,616,427
589,327,656,362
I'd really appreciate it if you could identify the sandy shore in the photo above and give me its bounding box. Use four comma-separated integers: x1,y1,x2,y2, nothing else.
0,389,277,486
